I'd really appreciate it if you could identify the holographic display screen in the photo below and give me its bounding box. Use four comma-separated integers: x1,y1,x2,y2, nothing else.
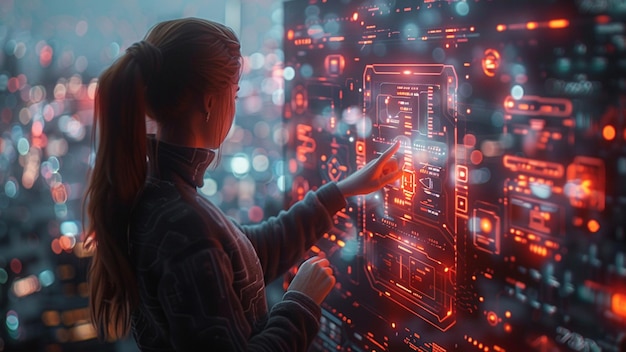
283,1,626,351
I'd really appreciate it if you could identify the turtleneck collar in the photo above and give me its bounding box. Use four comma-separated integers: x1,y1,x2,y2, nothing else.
147,135,216,188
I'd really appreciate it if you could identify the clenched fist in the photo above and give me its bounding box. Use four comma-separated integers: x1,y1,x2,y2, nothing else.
287,254,336,305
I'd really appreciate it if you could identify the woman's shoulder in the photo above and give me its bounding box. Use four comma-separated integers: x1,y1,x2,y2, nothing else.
130,181,230,257
130,188,225,269
133,183,208,231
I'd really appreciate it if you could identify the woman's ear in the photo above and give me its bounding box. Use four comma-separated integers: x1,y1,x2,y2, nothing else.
203,93,213,113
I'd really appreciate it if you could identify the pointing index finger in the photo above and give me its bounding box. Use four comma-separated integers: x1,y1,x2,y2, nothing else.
379,141,401,162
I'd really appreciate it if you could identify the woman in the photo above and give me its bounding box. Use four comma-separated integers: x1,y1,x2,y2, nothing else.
84,18,401,351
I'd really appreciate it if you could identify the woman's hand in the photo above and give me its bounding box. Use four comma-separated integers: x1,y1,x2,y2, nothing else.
287,254,335,305
337,141,403,197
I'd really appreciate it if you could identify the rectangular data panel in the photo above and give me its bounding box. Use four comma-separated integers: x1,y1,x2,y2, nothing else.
283,1,626,351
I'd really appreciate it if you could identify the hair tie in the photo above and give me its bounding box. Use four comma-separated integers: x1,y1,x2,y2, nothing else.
126,41,163,85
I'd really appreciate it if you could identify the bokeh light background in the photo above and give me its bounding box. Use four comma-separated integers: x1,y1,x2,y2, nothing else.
0,0,287,351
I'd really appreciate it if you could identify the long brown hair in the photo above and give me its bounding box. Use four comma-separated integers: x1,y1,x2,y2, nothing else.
83,18,241,340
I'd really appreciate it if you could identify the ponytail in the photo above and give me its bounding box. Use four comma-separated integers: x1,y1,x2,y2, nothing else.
84,41,161,339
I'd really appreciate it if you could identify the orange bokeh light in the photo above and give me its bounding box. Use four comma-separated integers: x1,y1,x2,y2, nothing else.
587,219,600,233
526,22,538,30
603,125,616,141
548,19,569,29
486,311,498,327
464,133,477,147
612,293,626,318
471,150,484,165
59,235,75,251
51,238,62,255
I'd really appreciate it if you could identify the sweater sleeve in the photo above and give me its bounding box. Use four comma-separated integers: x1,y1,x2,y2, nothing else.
237,182,347,283
157,242,322,352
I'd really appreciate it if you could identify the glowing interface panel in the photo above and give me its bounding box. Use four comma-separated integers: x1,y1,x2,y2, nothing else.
283,1,626,351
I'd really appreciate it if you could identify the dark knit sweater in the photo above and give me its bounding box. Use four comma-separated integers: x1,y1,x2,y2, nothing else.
128,138,346,351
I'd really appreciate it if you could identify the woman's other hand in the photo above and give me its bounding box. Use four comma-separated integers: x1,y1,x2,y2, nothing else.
287,254,335,305
337,141,403,198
